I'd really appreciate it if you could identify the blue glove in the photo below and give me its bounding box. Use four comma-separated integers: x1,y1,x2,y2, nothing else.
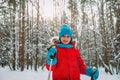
47,46,57,65
86,67,99,80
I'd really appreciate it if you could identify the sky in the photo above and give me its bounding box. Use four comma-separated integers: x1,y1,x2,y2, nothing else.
0,67,120,80
40,0,54,19
29,0,70,20
27,0,54,20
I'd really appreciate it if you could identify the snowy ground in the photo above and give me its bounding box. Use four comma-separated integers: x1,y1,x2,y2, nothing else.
0,67,120,80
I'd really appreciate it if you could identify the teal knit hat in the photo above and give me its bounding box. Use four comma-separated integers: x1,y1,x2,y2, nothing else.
59,24,73,38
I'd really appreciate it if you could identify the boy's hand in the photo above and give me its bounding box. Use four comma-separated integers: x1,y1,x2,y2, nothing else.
86,67,99,80
48,46,57,59
47,46,57,65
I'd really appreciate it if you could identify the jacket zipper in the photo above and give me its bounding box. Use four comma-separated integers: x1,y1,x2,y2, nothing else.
66,49,70,80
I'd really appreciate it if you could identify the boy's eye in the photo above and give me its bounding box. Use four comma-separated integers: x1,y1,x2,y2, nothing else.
63,35,70,38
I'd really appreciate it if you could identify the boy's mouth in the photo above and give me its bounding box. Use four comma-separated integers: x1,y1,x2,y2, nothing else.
63,40,69,43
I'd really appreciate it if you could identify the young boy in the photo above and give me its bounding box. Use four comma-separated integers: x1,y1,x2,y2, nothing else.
46,24,99,80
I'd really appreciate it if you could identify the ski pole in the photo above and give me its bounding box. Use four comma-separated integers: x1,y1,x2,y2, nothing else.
48,59,53,80
91,69,97,80
91,75,94,80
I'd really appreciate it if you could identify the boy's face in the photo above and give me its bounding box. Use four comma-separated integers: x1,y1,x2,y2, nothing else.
60,34,71,44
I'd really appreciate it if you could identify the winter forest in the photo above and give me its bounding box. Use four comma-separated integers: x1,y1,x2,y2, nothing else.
0,0,120,76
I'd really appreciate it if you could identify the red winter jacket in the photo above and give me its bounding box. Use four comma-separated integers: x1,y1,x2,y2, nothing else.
46,42,87,80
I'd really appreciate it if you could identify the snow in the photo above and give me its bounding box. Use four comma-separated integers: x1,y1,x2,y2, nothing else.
0,67,120,80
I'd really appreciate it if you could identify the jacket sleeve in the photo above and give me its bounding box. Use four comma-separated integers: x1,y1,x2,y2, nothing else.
76,49,88,74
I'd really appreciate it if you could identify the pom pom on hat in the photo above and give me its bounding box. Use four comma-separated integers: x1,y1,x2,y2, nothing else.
59,24,73,38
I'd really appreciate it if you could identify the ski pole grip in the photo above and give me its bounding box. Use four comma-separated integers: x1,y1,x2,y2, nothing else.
50,53,56,59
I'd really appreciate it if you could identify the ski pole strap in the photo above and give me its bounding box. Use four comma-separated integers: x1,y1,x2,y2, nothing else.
91,69,97,80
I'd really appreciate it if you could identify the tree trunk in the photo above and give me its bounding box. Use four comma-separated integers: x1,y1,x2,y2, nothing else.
115,3,120,74
87,28,90,66
30,1,34,70
90,3,98,68
19,0,25,71
34,0,40,71
18,2,21,70
26,0,30,70
101,0,109,73
12,0,16,71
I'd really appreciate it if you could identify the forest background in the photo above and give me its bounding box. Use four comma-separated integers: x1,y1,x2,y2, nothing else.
0,0,120,75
